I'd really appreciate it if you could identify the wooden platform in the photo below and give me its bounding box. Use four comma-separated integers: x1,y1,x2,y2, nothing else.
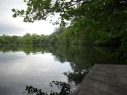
72,64,127,95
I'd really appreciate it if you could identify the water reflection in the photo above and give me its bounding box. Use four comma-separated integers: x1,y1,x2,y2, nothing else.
25,81,73,95
63,64,91,85
0,52,72,95
0,45,125,64
0,45,126,95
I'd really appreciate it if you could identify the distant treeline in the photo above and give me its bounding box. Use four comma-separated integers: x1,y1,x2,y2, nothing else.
0,25,124,45
0,26,64,45
0,33,48,45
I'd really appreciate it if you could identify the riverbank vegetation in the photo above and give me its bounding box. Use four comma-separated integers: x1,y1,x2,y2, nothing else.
0,24,127,62
0,24,125,45
8,0,127,62
11,0,127,46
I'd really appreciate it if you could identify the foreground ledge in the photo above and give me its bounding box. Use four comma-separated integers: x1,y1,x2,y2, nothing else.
72,64,127,95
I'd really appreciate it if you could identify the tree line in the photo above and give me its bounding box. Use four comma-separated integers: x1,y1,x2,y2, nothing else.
0,33,48,45
11,0,127,46
0,24,124,45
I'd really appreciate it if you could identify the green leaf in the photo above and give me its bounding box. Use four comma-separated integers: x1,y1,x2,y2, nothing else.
12,9,15,12
21,10,25,15
13,14,17,18
27,3,31,6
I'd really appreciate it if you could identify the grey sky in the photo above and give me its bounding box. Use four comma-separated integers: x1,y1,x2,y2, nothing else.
0,0,58,36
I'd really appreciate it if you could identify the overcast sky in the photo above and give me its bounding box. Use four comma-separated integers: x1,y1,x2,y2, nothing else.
0,0,58,36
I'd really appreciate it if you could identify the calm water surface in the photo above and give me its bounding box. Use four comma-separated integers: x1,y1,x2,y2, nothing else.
0,52,72,95
0,45,125,95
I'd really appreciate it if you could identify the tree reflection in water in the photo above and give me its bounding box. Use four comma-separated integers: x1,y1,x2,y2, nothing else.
25,81,73,95
63,68,91,86
25,67,91,95
0,45,124,94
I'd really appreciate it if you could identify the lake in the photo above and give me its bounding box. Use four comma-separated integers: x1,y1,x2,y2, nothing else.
0,45,125,95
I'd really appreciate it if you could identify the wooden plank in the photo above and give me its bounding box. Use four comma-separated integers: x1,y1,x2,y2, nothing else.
72,64,127,95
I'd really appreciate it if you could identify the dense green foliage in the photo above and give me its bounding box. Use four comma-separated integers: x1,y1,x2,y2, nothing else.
12,0,127,46
0,33,47,44
11,0,127,61
0,24,125,45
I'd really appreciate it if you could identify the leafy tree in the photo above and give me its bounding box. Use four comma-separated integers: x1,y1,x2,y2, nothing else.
23,33,33,44
12,0,127,26
32,33,41,44
12,0,127,46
